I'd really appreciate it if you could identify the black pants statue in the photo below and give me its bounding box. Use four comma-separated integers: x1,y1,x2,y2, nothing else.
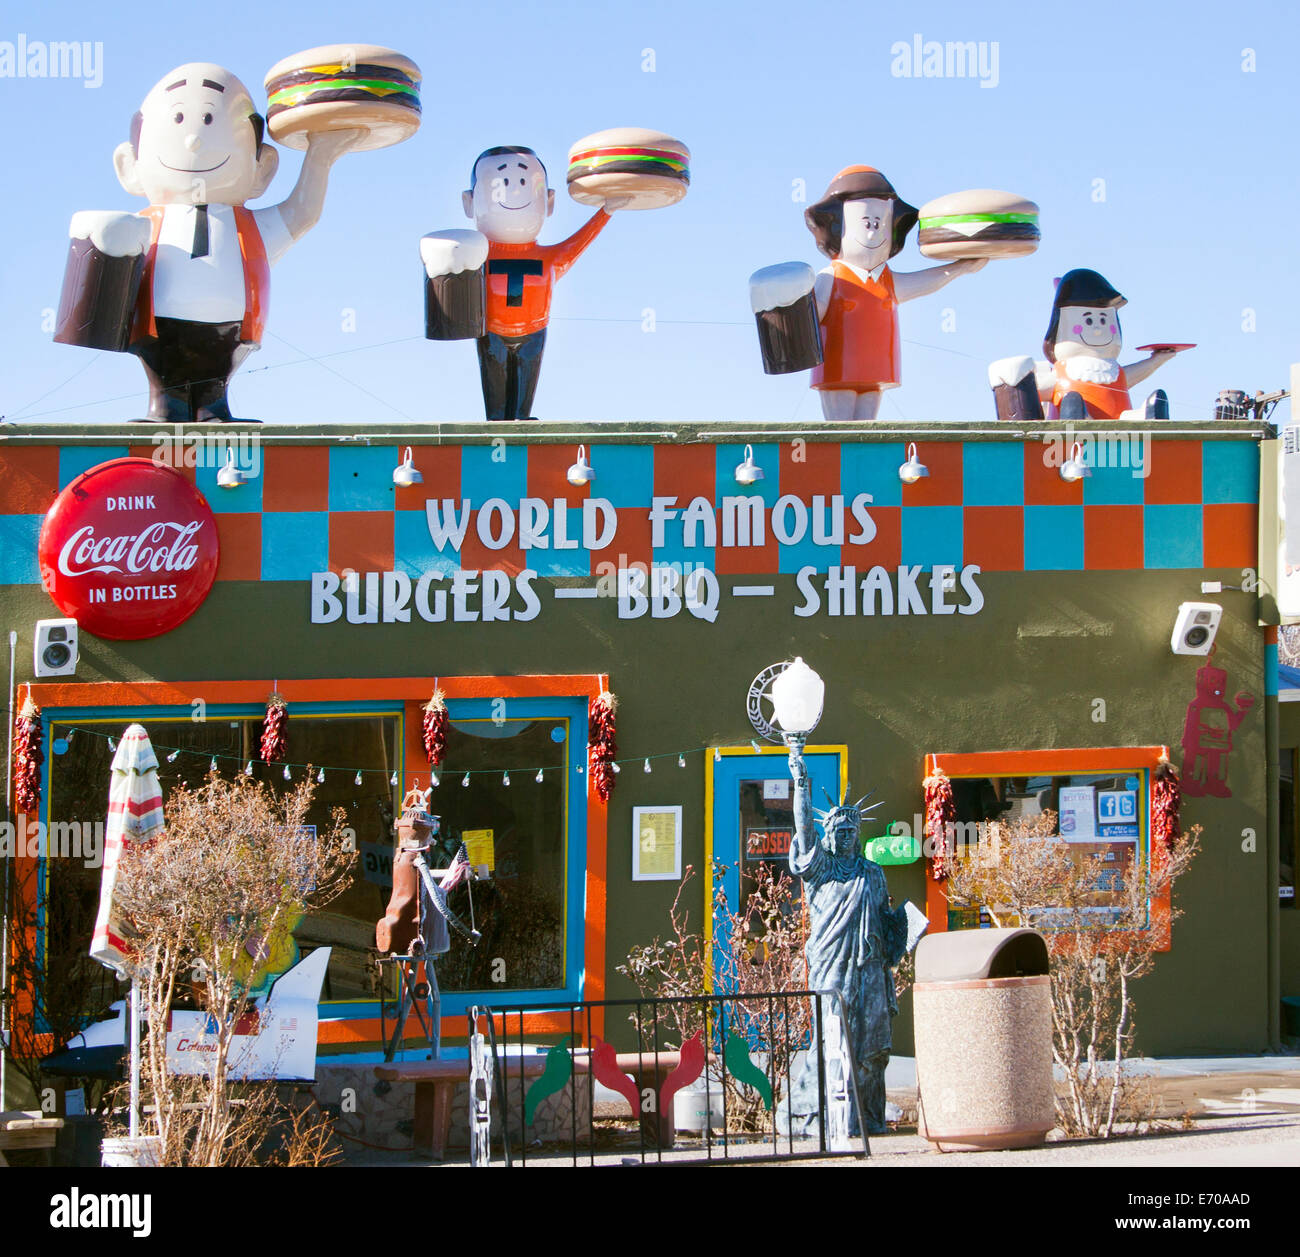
132,317,252,423
475,329,546,421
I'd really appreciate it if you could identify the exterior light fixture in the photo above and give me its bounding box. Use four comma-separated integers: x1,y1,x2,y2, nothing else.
393,446,423,488
217,450,248,488
566,445,595,486
749,657,825,749
771,657,825,740
734,444,765,485
1059,441,1091,482
898,442,929,484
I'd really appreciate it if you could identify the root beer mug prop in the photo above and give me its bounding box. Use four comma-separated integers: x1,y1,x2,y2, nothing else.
420,230,488,340
750,262,823,375
55,214,149,352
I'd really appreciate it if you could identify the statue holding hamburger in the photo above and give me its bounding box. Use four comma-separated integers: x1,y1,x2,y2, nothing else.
422,127,690,421
54,47,421,423
751,174,1041,421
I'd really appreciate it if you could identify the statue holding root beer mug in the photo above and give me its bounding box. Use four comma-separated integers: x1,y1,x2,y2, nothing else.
54,47,422,422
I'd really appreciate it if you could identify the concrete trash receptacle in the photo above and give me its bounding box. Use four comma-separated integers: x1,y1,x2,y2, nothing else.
914,927,1055,1152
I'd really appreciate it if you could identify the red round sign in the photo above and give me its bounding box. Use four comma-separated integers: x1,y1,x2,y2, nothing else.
38,458,220,640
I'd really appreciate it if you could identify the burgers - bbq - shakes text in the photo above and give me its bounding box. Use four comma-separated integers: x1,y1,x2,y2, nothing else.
307,493,986,624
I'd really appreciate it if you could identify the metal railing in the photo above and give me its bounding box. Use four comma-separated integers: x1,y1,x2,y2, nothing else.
469,989,870,1166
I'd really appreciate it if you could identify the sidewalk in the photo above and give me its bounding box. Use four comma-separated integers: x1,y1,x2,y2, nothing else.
341,1052,1300,1166
883,1053,1300,1123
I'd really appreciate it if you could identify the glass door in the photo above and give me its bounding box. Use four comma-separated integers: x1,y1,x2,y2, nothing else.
707,746,846,966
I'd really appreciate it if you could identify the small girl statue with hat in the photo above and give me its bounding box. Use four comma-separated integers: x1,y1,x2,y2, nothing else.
986,268,1187,422
805,166,985,421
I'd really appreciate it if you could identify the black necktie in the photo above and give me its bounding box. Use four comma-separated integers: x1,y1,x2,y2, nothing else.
191,204,209,259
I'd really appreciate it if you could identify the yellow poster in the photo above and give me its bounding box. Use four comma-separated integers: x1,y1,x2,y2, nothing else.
462,828,495,872
633,806,682,880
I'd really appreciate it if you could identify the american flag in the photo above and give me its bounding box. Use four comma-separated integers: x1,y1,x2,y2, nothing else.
440,842,471,892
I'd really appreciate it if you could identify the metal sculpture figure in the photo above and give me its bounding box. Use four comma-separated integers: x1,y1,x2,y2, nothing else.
375,783,482,1060
786,738,917,1136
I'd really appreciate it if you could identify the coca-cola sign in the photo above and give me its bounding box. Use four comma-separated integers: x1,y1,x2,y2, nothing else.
38,458,219,640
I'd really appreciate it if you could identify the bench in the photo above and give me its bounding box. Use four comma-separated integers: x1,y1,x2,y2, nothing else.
0,1111,64,1167
373,1049,687,1159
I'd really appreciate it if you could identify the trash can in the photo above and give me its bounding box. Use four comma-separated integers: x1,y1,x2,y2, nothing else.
913,927,1055,1152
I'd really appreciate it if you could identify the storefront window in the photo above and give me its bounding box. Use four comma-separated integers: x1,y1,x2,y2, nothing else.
429,718,568,993
44,711,401,1008
946,771,1147,931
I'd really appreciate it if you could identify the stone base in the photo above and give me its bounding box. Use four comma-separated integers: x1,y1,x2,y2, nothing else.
313,1060,591,1155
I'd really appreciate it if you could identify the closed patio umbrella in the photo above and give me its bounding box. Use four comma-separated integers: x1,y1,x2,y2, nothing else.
90,723,164,1138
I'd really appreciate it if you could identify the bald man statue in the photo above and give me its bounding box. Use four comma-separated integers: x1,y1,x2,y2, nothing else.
55,62,359,422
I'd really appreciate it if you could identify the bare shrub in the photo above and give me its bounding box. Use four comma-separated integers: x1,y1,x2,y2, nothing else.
113,771,353,1166
618,860,812,1132
943,809,1200,1139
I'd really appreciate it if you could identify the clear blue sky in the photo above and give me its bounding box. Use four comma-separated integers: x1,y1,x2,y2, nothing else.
2,0,1296,425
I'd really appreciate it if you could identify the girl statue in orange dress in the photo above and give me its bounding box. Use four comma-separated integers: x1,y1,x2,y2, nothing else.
804,167,985,421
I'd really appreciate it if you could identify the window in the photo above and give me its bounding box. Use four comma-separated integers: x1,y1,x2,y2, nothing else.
45,711,401,1006
29,682,599,1034
428,716,569,993
946,771,1145,930
924,747,1171,945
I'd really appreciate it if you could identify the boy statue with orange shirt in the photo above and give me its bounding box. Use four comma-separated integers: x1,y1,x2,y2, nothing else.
421,146,627,421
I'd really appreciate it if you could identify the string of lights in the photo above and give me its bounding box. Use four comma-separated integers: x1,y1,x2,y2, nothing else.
51,722,765,785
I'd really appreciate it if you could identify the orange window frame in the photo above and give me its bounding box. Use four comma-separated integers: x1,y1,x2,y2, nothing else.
11,673,610,1049
923,746,1173,951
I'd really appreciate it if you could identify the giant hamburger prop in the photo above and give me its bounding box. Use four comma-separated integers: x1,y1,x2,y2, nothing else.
918,189,1039,259
264,45,422,151
567,127,690,209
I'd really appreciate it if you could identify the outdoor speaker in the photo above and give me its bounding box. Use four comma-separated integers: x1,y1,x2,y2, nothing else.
34,618,79,677
1171,602,1222,656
